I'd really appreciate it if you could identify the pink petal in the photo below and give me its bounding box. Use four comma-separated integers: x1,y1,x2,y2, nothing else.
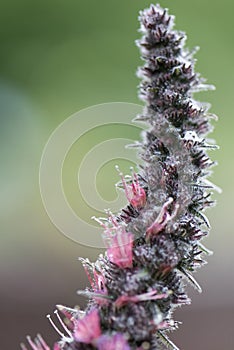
74,309,101,344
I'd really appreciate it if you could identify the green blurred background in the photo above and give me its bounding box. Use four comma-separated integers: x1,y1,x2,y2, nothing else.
0,0,233,348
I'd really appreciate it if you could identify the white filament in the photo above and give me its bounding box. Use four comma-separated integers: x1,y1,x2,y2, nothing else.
46,314,65,338
54,310,72,337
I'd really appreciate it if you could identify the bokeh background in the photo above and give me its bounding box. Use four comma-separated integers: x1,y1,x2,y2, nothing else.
0,0,233,349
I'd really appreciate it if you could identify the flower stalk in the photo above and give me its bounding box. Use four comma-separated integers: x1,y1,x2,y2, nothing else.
22,3,218,350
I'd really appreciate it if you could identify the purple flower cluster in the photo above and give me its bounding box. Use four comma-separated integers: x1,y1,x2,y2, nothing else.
21,4,218,350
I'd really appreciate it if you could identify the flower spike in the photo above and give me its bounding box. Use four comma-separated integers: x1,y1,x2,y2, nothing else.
22,3,218,350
